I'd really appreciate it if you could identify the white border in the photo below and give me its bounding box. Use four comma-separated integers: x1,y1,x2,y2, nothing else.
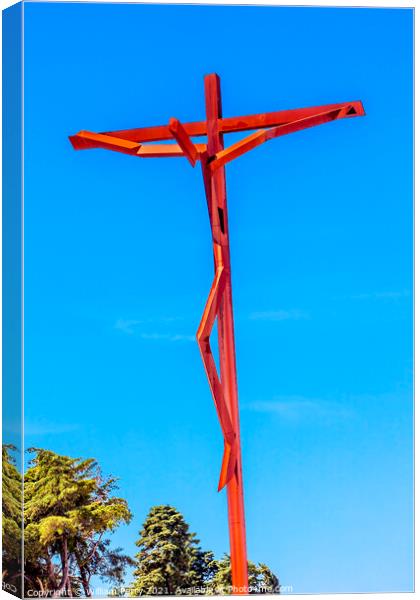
0,0,416,8
0,1,415,599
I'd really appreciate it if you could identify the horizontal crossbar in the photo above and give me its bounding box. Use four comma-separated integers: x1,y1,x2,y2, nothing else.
69,100,365,149
208,106,346,170
69,130,206,158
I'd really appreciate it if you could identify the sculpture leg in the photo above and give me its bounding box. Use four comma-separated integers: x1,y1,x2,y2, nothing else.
199,73,249,595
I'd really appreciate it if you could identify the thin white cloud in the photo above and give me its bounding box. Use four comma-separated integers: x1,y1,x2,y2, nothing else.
115,318,194,341
139,332,195,342
24,421,80,435
115,316,184,335
115,319,142,334
350,290,411,300
170,334,196,342
244,395,353,422
249,309,309,321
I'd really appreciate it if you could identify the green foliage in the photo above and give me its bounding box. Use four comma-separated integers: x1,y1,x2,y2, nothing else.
24,448,133,597
2,444,22,592
2,445,21,523
130,506,279,596
130,505,216,596
3,445,280,598
205,554,280,595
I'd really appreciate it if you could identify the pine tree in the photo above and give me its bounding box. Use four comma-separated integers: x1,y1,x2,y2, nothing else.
24,448,133,596
130,505,215,596
205,554,280,595
2,444,22,593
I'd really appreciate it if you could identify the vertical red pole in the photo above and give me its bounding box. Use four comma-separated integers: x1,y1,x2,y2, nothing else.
204,73,249,594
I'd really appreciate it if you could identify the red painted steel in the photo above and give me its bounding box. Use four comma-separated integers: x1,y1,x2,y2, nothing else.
69,74,364,595
202,73,249,593
100,100,364,142
168,118,199,166
137,142,206,158
69,101,364,151
208,106,344,171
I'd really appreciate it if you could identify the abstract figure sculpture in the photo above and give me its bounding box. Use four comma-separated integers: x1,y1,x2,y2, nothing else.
69,74,364,594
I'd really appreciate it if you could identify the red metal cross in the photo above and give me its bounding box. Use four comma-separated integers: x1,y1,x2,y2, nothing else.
69,74,364,594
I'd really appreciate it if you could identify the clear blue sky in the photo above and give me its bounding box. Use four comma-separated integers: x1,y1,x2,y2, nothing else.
22,3,413,594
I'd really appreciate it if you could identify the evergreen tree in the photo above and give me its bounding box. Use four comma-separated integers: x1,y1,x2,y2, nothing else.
24,448,133,596
205,554,280,595
2,444,22,593
130,505,216,596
